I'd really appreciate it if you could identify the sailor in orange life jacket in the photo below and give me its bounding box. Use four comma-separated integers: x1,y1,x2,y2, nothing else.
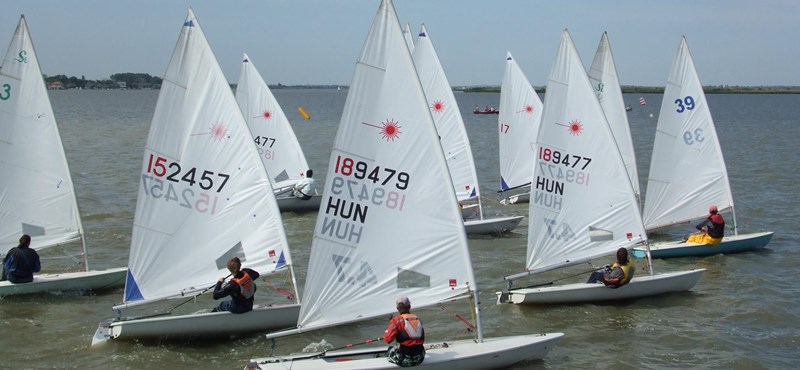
685,205,725,245
212,256,260,314
384,296,425,367
586,247,636,288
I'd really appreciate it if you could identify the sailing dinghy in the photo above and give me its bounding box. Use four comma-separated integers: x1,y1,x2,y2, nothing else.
497,52,544,206
497,30,704,305
412,24,523,235
91,9,300,345
0,15,126,297
633,37,773,259
246,1,562,368
235,54,321,212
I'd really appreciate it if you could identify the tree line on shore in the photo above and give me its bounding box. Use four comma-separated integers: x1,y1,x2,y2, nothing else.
44,73,162,89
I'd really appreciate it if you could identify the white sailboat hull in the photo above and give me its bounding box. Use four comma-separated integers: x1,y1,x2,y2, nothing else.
499,269,705,305
499,192,530,205
92,303,301,346
276,194,323,212
632,231,774,259
0,267,126,297
464,216,524,235
247,333,564,370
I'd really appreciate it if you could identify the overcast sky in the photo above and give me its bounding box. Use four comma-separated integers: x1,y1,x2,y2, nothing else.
3,0,798,87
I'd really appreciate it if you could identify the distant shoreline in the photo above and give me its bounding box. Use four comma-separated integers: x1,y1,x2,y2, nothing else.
458,86,800,94
48,85,800,94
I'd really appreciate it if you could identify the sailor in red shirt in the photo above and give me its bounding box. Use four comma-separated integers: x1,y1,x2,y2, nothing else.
384,296,425,367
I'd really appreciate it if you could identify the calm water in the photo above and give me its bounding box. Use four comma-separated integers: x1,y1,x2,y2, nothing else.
1,89,798,369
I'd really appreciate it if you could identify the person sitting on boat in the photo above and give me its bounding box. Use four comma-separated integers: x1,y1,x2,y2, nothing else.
1,234,41,284
685,205,725,245
292,169,316,200
586,247,635,288
384,296,425,367
212,257,260,314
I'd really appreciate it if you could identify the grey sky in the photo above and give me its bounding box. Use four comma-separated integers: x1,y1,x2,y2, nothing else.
3,0,798,87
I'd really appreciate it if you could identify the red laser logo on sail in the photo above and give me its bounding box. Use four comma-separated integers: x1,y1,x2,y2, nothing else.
191,122,229,141
517,104,535,114
554,119,583,136
568,120,583,136
362,119,402,141
431,100,445,113
256,110,273,120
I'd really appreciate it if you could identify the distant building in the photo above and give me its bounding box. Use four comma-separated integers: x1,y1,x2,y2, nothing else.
47,81,64,90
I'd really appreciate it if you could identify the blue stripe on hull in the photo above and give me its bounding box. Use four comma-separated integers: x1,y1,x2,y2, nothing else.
632,232,774,259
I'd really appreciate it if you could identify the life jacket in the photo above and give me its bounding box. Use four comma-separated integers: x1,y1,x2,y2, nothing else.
232,271,255,300
611,260,636,286
396,313,424,347
708,214,725,238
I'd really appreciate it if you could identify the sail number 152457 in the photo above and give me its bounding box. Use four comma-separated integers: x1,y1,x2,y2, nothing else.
147,154,230,193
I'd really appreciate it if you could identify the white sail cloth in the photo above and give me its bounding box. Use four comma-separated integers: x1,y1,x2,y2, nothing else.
498,52,543,192
123,9,291,306
297,1,474,331
525,30,646,274
0,16,83,251
642,36,734,231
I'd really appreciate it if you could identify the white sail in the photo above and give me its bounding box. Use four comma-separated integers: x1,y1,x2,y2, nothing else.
412,24,480,203
642,37,734,231
402,23,415,53
587,32,641,202
526,30,645,273
296,2,475,332
498,51,543,191
0,15,84,253
123,9,292,306
235,54,311,191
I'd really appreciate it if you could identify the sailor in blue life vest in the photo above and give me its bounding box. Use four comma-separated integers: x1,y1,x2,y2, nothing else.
586,247,636,288
1,234,41,284
212,256,260,314
685,205,725,245
384,296,425,367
